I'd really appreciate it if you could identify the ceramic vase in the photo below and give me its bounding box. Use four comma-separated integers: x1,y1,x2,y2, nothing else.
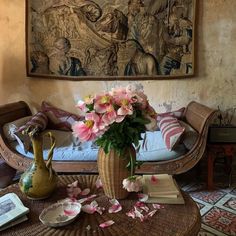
97,145,136,199
19,131,58,200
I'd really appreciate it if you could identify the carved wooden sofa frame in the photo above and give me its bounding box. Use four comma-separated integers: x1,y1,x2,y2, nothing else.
0,101,216,174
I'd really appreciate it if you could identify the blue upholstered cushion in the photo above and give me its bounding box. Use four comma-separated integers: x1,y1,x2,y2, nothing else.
10,130,187,162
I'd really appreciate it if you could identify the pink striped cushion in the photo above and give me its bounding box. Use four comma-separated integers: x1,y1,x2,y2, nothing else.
157,107,185,122
159,116,185,151
41,101,82,131
17,112,48,132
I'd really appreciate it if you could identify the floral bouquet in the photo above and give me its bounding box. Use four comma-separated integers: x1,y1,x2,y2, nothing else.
72,84,157,197
73,84,157,154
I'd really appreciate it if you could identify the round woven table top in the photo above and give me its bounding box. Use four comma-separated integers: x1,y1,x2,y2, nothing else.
0,175,201,236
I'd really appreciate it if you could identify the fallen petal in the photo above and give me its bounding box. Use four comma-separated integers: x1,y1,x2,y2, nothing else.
126,210,136,219
95,178,103,189
138,193,148,202
108,199,122,213
82,205,96,214
150,175,158,184
81,188,90,196
64,209,78,216
147,209,157,217
99,220,115,228
152,203,163,209
67,180,78,188
78,194,97,204
95,206,105,215
135,202,149,212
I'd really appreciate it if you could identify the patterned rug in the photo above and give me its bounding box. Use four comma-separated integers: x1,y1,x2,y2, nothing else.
177,174,236,236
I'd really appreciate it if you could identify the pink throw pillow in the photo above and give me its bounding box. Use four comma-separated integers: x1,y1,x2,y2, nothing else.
41,101,82,131
157,107,185,122
159,116,185,151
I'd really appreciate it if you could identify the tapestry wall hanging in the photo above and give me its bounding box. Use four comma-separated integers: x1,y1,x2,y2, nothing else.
26,0,196,80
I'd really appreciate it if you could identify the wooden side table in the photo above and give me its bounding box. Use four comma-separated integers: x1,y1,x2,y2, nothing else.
0,175,201,236
207,125,236,190
207,144,236,190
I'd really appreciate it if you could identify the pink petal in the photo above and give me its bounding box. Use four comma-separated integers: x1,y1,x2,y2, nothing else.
151,175,158,184
152,203,163,209
99,220,115,228
137,193,148,202
95,179,103,189
82,205,96,214
126,210,136,219
147,209,157,217
81,188,90,196
78,194,97,204
95,206,105,215
64,209,78,216
134,206,145,222
135,202,149,212
67,180,79,188
108,203,122,213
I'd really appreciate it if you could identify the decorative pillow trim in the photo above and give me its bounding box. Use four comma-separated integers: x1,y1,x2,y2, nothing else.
157,107,185,122
159,116,185,151
17,112,48,132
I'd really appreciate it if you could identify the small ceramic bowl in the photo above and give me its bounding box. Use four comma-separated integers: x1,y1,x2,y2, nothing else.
39,201,82,227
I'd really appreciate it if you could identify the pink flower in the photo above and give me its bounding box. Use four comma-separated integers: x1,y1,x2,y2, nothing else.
94,94,113,113
122,176,143,192
72,120,97,142
76,100,87,113
72,112,107,142
101,105,118,125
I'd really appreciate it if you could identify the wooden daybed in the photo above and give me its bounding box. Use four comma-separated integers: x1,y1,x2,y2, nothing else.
0,101,216,174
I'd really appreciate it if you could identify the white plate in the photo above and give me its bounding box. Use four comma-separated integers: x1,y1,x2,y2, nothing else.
39,200,82,227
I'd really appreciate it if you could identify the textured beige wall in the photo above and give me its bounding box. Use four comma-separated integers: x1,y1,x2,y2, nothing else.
0,0,235,122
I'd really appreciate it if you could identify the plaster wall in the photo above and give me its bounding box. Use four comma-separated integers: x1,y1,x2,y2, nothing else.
0,0,235,123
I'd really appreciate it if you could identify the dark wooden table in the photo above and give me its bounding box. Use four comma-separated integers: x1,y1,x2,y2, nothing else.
0,175,201,236
207,143,236,190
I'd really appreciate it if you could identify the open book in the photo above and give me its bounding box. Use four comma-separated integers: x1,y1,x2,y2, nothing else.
142,174,185,204
0,193,29,231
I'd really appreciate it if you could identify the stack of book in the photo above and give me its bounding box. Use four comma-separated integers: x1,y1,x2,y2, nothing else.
0,193,29,231
142,174,185,204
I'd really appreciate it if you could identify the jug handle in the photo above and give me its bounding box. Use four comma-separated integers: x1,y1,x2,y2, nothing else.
44,132,56,180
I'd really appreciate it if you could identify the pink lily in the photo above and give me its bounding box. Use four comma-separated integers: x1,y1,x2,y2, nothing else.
99,220,115,228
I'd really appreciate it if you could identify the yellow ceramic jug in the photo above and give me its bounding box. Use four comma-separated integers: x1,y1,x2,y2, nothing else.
19,131,58,200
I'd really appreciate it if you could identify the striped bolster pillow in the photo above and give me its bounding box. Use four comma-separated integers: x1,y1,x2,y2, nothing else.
159,116,185,151
17,111,48,132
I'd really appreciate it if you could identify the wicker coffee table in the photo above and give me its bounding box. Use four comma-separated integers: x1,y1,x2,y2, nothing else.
0,175,201,236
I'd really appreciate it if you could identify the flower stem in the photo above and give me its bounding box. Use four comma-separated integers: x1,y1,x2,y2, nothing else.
129,149,134,177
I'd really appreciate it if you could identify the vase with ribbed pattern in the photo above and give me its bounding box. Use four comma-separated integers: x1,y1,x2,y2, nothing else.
97,145,136,199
